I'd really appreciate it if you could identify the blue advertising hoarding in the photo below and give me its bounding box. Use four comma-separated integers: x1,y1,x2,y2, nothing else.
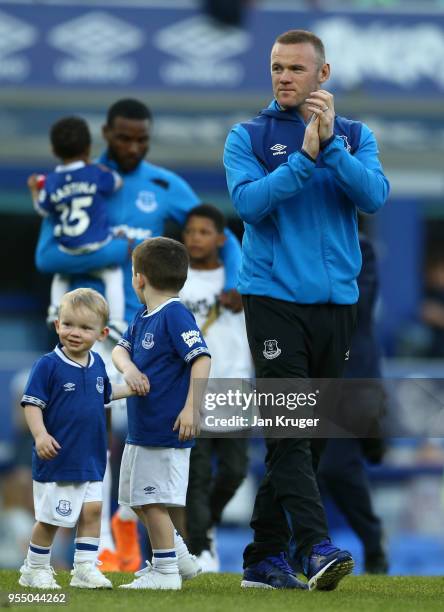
0,3,442,95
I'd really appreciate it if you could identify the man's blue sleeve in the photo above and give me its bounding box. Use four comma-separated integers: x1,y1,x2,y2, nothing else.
321,124,390,214
34,188,52,217
224,124,316,225
21,357,51,409
162,172,200,227
97,167,117,195
165,170,241,290
219,229,241,290
35,218,129,274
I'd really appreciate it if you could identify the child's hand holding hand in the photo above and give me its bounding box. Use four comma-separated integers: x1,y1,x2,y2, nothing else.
123,363,150,396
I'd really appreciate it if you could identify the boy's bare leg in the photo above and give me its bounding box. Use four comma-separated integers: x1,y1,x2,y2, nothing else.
30,522,58,547
169,506,188,539
139,504,174,549
77,501,102,537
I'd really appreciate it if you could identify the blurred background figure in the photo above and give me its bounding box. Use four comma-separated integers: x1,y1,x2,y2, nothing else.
420,252,444,358
1,0,444,575
317,234,388,575
202,0,249,26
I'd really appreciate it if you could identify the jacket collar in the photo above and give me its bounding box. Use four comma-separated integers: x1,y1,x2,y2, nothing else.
260,99,305,123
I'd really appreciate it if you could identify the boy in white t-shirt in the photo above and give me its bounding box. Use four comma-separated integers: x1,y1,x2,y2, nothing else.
180,204,252,571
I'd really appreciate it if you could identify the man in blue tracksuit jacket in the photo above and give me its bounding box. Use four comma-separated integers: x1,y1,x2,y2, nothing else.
224,30,389,591
35,99,241,324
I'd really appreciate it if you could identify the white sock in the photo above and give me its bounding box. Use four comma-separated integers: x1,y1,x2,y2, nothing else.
74,537,99,565
174,531,190,560
27,542,51,568
50,274,69,307
99,451,114,552
118,505,137,521
98,267,125,321
152,549,178,575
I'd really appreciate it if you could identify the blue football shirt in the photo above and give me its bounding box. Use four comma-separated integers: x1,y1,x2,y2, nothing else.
21,344,112,482
118,298,210,448
35,161,117,252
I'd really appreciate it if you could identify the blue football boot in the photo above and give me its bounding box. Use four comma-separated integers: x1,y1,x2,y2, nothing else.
241,552,308,590
304,539,354,591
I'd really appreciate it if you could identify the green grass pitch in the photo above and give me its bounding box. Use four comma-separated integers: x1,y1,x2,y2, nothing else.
0,571,442,612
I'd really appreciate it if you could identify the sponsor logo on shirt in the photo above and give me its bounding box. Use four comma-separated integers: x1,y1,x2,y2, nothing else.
142,332,154,350
63,382,76,392
270,143,287,156
96,376,104,393
181,330,202,348
144,486,156,494
56,499,72,516
263,339,281,360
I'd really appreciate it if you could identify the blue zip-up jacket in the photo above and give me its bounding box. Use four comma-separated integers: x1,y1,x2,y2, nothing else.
224,100,390,304
36,154,242,321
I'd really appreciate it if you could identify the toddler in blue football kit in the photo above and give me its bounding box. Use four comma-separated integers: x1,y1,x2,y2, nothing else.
28,116,126,327
112,237,211,590
19,288,140,590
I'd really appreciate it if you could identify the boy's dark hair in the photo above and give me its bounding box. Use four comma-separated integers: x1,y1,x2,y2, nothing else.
106,98,152,127
50,116,91,160
185,204,226,233
133,237,189,292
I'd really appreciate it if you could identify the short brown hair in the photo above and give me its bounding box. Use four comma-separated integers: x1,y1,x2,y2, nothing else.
50,116,91,160
275,29,325,66
133,237,189,292
59,287,109,326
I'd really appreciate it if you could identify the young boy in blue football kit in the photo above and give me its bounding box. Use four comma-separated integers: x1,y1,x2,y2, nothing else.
19,288,140,590
28,116,126,327
112,237,211,590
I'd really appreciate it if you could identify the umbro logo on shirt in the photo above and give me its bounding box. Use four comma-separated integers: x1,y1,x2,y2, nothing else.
63,382,76,392
270,143,287,156
144,486,156,494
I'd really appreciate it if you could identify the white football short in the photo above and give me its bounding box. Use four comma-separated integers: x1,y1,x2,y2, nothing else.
118,444,191,508
33,480,103,528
